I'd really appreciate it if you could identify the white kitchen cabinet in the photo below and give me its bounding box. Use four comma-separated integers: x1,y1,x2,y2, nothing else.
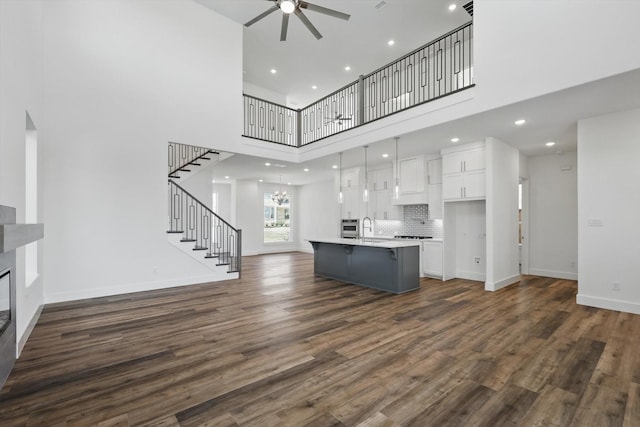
442,147,485,175
341,188,360,219
393,155,428,205
399,156,425,194
372,189,400,220
374,167,393,191
422,240,443,278
443,171,486,200
442,143,486,201
427,158,442,184
342,168,360,189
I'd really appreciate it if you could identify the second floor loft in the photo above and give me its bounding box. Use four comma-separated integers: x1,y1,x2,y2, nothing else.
243,22,474,148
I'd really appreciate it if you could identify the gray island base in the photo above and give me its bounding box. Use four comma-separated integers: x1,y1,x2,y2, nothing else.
308,238,420,294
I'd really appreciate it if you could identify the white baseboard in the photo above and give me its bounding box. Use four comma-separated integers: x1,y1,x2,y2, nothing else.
45,272,238,305
485,274,521,292
577,294,640,315
18,304,43,357
455,270,486,282
529,268,577,281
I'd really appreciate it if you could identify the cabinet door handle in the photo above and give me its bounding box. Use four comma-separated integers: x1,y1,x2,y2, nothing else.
460,161,463,172
460,188,463,198
463,160,466,171
464,187,467,198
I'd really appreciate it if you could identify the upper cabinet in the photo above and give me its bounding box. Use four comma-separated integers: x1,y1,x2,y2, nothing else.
393,155,427,205
367,166,393,191
342,168,360,189
441,143,486,201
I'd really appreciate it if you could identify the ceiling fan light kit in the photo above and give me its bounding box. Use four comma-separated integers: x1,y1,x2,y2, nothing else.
245,0,351,42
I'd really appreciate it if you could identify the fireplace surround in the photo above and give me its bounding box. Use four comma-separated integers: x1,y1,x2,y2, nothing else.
0,205,44,389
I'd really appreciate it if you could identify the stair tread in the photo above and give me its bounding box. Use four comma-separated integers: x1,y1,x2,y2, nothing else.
168,175,180,179
180,239,196,242
167,230,184,234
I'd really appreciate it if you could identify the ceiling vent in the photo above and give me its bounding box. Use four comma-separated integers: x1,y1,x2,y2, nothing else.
463,1,473,16
375,1,387,11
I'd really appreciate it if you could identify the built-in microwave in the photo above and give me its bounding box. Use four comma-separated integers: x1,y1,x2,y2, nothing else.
341,219,359,239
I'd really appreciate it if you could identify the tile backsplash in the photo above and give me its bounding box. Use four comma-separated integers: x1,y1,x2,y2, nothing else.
374,204,443,238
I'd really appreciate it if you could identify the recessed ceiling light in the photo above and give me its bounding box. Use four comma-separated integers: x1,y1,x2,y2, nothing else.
546,141,556,147
211,180,216,183
312,85,317,90
270,69,277,74
449,4,457,11
265,162,271,166
273,163,287,168
451,137,460,143
382,153,389,158
388,40,395,46
332,165,338,169
224,176,230,179
515,119,526,125
287,182,292,185
344,66,351,71
259,179,263,182
304,168,309,172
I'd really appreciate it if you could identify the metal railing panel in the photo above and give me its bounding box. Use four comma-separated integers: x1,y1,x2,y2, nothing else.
243,94,298,146
242,22,473,148
168,179,241,273
168,142,216,177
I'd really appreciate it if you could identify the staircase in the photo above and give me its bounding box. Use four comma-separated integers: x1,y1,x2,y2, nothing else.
167,142,241,278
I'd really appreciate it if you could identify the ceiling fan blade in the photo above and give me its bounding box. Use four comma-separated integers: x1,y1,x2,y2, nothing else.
280,14,289,41
244,4,279,27
299,1,351,21
294,9,322,40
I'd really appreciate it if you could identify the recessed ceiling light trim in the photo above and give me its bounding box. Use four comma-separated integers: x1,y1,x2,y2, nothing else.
514,119,526,125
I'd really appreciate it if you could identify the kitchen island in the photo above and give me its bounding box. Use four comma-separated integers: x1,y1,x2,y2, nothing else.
307,238,420,294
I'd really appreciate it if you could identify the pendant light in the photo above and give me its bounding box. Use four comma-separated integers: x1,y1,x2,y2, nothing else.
363,145,369,203
338,152,344,204
394,137,400,200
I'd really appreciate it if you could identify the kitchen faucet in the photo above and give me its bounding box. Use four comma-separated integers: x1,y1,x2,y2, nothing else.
362,216,372,239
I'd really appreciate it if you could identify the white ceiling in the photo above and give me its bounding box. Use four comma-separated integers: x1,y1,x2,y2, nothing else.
195,0,471,107
192,1,640,187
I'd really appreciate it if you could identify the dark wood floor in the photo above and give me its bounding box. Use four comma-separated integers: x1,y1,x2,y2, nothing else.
1,252,639,426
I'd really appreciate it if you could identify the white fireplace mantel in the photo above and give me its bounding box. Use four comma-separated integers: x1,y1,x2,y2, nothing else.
0,224,44,253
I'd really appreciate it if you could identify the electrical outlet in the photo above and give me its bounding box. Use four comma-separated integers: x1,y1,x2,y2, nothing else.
474,257,481,264
612,282,621,291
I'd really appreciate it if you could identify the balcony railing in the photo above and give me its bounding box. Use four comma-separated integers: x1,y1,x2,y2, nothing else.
243,21,473,148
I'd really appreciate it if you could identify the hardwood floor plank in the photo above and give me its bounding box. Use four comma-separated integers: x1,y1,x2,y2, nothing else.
0,252,638,426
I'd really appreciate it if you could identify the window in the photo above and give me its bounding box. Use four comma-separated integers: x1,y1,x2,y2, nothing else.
25,111,38,286
264,192,292,243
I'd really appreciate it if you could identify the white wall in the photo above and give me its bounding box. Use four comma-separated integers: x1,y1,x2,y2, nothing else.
297,179,340,253
40,0,244,302
475,0,640,107
577,108,640,314
0,0,46,350
485,137,519,291
528,152,578,280
243,81,287,106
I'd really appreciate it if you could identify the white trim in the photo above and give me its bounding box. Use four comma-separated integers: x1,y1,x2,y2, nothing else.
45,273,238,305
455,270,485,282
485,274,520,292
17,304,43,357
529,268,577,280
577,294,640,315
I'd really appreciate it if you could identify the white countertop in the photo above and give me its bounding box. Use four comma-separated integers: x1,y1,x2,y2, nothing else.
368,236,443,243
307,237,421,248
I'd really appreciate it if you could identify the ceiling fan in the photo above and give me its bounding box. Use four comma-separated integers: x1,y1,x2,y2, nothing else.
325,113,352,126
244,0,351,41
